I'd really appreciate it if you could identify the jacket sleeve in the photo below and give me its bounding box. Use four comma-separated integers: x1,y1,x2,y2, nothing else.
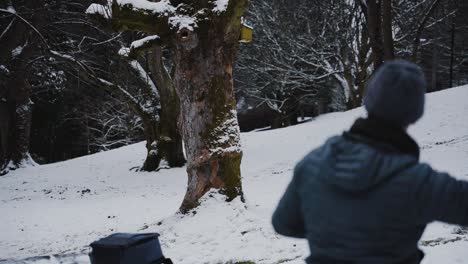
414,165,468,226
272,164,306,238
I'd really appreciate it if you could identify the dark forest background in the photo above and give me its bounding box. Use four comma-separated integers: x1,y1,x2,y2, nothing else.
1,0,467,166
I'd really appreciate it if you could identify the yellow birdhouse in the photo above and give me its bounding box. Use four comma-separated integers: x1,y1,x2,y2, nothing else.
239,21,253,43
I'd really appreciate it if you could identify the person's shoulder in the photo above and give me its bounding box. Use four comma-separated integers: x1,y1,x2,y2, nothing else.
294,135,343,177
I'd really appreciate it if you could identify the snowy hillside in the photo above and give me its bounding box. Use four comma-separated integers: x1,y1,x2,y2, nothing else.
1,85,468,264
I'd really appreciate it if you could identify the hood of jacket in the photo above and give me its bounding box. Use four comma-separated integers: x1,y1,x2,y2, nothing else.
303,118,420,192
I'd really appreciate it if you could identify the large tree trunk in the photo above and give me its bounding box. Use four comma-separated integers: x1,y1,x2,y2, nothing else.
9,77,33,165
0,62,35,175
0,1,41,174
0,101,9,166
173,18,245,212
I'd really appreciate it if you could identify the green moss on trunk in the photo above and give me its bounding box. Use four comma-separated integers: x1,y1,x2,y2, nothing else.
217,151,243,201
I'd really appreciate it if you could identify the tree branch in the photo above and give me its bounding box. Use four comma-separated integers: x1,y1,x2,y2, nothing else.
0,8,49,48
411,0,442,61
48,50,150,119
109,0,173,36
127,35,163,59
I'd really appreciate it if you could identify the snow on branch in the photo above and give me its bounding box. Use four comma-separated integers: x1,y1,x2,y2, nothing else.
50,50,77,62
0,65,9,74
87,0,244,37
130,35,161,50
116,35,162,58
129,60,159,98
90,0,176,35
86,3,112,19
115,0,175,15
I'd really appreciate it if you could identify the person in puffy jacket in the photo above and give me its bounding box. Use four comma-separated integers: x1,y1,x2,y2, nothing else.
272,60,468,264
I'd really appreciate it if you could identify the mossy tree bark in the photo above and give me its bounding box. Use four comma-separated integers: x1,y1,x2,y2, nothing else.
146,47,185,168
104,0,248,212
127,46,186,171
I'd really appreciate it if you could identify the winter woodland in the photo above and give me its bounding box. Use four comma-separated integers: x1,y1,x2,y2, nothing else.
1,0,468,263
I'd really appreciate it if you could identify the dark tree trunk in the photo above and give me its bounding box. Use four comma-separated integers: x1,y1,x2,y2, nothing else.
0,1,43,174
411,0,442,61
140,114,161,172
0,59,35,175
9,77,33,164
271,112,290,129
146,47,185,168
340,4,371,109
0,102,9,167
366,0,384,69
382,0,394,60
449,21,455,88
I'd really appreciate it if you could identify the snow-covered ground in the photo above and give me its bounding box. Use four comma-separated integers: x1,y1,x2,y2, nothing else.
1,86,467,264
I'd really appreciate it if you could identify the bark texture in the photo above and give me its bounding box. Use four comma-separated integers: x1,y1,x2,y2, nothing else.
146,47,185,168
172,4,247,212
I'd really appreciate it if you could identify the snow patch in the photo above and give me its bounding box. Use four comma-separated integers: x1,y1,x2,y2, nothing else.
117,47,130,57
152,190,307,264
213,0,229,13
2,153,38,175
1,86,468,263
210,110,242,155
168,15,197,32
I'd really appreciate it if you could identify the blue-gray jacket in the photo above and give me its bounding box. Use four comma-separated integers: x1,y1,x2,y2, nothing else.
272,119,468,264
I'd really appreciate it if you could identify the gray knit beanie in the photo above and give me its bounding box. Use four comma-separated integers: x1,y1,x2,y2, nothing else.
364,60,427,127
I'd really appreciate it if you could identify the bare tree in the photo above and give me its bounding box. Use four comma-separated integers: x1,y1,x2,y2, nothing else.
90,0,248,212
236,0,372,115
363,0,446,71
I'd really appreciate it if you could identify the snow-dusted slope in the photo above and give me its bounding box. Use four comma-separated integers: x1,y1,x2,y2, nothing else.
1,86,467,264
